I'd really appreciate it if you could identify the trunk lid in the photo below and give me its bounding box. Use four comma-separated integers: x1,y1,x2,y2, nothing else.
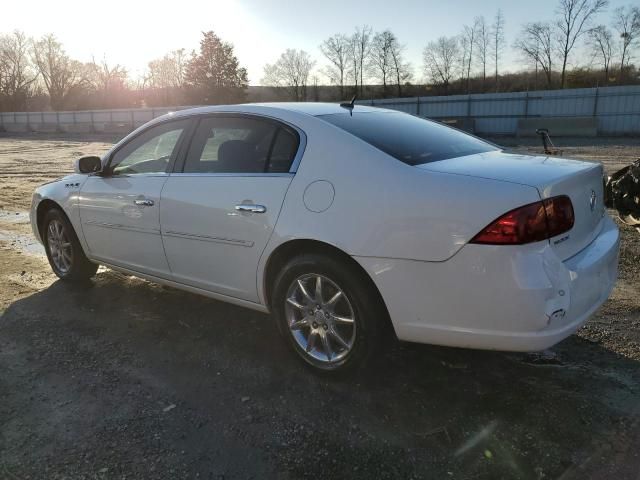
417,150,606,260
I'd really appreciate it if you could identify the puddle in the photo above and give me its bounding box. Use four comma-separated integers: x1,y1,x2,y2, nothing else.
0,230,45,256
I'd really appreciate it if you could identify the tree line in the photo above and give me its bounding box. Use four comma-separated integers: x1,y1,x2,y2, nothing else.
0,31,247,112
266,1,639,99
0,0,638,112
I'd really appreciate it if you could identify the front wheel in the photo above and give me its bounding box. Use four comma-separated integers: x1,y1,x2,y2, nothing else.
43,209,98,281
272,254,387,373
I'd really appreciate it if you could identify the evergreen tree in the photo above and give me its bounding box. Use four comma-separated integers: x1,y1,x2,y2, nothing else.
184,31,248,104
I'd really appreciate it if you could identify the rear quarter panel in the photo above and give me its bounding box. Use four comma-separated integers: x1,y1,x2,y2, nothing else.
258,117,541,301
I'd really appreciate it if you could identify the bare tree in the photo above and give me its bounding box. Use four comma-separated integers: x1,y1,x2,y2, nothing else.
423,36,460,93
320,34,349,98
612,5,640,80
474,16,490,88
262,49,315,101
87,57,129,108
370,30,412,97
350,25,372,97
369,30,394,96
347,37,360,94
32,34,86,110
148,49,187,89
555,0,609,88
515,22,555,87
0,31,38,110
388,33,412,97
491,9,506,91
311,75,320,101
459,34,471,87
89,57,127,93
461,21,478,92
588,25,615,82
146,49,187,104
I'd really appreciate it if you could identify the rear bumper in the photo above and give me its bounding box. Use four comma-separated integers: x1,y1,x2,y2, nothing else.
355,215,620,352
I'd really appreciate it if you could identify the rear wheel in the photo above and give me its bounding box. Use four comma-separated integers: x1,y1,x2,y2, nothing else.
43,209,98,281
272,254,387,373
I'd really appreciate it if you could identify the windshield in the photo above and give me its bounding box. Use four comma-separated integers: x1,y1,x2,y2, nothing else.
319,111,499,165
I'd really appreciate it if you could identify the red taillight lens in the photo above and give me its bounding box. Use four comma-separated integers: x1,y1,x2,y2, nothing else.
543,195,574,238
470,195,574,245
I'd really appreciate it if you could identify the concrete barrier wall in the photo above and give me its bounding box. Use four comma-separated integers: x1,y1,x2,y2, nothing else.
358,85,640,136
0,106,194,134
1,86,639,136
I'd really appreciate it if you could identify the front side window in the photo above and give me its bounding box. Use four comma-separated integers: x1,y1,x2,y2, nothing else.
319,111,498,165
183,116,299,174
109,120,190,175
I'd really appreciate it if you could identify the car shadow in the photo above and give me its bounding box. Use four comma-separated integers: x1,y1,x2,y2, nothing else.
1,270,639,479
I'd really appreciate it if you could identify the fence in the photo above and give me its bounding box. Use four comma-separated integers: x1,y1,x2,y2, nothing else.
0,106,196,134
0,86,639,136
358,85,640,136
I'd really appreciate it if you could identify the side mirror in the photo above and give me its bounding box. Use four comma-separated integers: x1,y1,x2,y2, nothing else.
74,156,102,174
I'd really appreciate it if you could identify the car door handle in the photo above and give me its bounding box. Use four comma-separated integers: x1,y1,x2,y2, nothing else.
134,199,154,207
235,204,267,214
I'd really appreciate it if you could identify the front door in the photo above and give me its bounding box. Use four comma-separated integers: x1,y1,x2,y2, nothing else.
160,115,301,302
79,119,191,278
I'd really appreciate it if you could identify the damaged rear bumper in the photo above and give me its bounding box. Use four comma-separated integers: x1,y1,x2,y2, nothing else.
354,215,620,352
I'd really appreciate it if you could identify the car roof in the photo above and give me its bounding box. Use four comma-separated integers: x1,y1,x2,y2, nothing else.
108,102,390,159
168,102,384,119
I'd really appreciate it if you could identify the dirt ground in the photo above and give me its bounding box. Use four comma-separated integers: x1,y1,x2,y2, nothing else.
0,133,639,479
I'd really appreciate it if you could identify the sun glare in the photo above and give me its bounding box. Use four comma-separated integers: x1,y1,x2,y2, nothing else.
1,0,274,81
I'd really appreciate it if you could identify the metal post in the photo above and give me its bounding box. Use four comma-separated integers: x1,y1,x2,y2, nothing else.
73,111,77,124
416,97,421,116
131,110,135,130
56,111,60,132
467,95,472,117
524,91,529,118
90,110,95,132
592,87,599,117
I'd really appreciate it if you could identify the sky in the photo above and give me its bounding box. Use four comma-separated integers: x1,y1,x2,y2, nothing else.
2,0,633,85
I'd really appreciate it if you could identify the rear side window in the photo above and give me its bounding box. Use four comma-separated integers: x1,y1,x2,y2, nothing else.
183,116,299,174
319,111,498,165
268,128,299,173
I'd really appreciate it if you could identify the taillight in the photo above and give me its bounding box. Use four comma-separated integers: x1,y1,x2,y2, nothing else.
470,195,574,245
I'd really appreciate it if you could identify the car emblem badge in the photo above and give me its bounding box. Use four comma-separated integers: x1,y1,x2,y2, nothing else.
589,190,597,212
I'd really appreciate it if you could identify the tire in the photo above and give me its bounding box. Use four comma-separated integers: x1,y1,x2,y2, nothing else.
42,208,98,281
272,253,387,373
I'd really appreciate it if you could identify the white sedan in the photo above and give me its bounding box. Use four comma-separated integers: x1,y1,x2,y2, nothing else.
30,103,620,372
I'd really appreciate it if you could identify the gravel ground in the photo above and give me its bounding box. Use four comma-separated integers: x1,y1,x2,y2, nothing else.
0,133,639,479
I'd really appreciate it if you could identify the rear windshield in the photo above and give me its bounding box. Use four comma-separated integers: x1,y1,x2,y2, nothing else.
318,111,498,165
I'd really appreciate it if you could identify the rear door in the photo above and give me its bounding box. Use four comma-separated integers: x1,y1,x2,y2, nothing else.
79,119,192,277
160,114,302,302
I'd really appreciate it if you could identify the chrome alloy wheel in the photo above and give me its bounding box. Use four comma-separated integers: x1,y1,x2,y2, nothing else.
284,273,356,364
47,219,73,274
